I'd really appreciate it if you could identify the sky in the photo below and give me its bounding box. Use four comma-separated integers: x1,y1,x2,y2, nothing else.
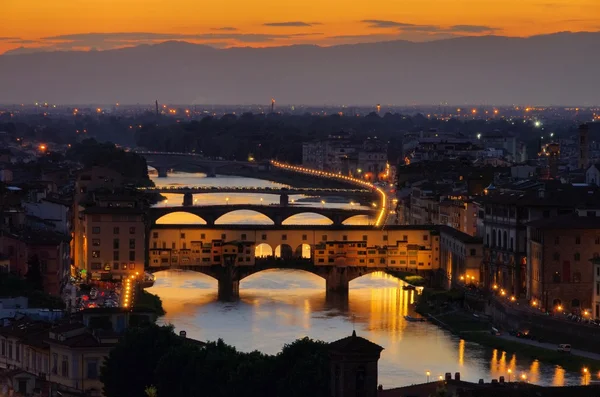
2,0,599,53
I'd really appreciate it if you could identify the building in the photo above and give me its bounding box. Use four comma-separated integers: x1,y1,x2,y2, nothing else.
586,164,600,185
439,198,478,236
79,207,146,281
439,226,483,288
528,212,600,314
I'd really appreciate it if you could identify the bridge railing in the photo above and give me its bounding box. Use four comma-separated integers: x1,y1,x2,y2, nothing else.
137,186,370,193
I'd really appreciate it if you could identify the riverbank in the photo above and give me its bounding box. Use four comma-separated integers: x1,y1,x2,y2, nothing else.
416,288,600,373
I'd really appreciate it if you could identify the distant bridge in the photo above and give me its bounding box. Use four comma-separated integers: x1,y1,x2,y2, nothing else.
139,186,374,201
147,204,377,226
136,151,264,177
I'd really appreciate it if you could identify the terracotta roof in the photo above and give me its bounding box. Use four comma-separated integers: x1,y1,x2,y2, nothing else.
329,331,384,355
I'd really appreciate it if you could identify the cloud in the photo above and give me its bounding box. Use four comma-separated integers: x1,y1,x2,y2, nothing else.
361,20,498,34
211,27,238,31
263,21,315,27
0,37,20,41
8,39,40,45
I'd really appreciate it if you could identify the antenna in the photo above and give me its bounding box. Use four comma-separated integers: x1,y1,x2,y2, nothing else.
271,98,275,114
352,314,356,332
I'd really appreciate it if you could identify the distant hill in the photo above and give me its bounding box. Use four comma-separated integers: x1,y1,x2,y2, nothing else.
0,32,598,105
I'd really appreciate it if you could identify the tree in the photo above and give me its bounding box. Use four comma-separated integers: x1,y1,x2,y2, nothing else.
100,325,182,397
25,255,43,290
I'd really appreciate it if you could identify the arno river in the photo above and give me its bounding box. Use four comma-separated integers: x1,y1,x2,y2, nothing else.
146,171,584,388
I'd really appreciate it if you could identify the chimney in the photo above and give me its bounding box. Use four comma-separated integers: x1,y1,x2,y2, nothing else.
455,372,461,381
179,330,187,338
445,373,451,381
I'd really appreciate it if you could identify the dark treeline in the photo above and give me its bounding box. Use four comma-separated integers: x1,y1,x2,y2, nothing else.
100,324,329,397
1,112,584,163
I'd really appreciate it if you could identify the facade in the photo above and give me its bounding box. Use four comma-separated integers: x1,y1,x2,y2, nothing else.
528,213,600,313
80,207,145,280
586,164,600,185
28,233,71,296
439,226,483,288
439,198,478,236
148,226,441,271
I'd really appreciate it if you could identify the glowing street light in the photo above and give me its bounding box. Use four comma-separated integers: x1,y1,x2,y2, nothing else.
226,197,230,205
521,373,527,382
426,371,430,383
260,198,263,205
507,369,512,382
583,367,589,385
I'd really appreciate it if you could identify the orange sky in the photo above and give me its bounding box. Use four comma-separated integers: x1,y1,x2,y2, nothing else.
2,0,599,53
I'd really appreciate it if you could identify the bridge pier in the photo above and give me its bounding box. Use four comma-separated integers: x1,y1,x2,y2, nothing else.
156,166,169,178
182,192,193,206
218,277,240,301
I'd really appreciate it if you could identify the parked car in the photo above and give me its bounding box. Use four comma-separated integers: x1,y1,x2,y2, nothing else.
557,344,571,353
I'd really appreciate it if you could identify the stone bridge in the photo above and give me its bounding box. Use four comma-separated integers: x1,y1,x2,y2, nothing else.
148,204,377,226
136,151,264,177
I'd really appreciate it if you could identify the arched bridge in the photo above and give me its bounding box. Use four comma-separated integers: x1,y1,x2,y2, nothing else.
139,186,373,198
148,204,377,226
137,151,264,177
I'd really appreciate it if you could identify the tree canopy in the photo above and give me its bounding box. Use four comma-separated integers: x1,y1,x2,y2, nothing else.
101,325,330,397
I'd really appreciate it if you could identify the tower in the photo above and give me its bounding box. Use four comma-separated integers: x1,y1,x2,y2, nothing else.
579,124,589,169
271,98,275,113
329,331,384,397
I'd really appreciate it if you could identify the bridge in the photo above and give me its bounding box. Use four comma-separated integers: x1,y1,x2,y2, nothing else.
147,204,377,226
147,224,440,300
139,186,375,205
136,151,264,177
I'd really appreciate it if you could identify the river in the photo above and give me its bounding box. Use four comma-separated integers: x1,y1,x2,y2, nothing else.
146,171,585,388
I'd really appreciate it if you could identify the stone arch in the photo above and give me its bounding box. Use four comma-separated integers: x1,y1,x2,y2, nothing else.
503,231,508,249
255,243,274,258
214,210,275,225
282,212,334,225
294,244,312,259
239,268,324,285
342,215,372,225
155,211,207,225
275,244,294,259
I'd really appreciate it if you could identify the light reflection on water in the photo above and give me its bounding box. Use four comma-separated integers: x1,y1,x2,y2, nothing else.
150,172,373,225
147,270,583,388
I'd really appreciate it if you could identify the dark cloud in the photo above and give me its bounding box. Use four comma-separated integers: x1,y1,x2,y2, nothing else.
263,21,315,27
211,27,238,31
0,37,20,41
448,25,498,33
8,39,40,45
361,20,498,34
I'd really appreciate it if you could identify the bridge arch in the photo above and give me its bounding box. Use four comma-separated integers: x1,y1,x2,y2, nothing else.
342,215,372,225
255,243,274,258
282,212,334,225
294,244,312,259
214,210,275,225
155,211,207,225
274,244,294,259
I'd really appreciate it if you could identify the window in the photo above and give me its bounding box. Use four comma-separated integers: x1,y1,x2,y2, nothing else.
52,353,58,375
92,239,100,246
282,234,287,241
129,227,136,234
362,235,368,241
221,234,226,240
113,251,119,261
553,272,561,283
241,234,247,240
302,234,307,241
87,359,98,379
470,249,476,256
343,235,348,241
7,342,12,359
153,232,158,238
129,251,136,261
322,235,328,241
91,263,101,270
574,253,581,261
201,233,206,239
113,262,119,270
129,239,135,249
573,272,582,283
180,233,185,239
553,252,560,261
129,263,135,270
423,235,429,241
113,239,120,249
576,236,581,245
1,340,5,356
61,355,69,377
122,263,128,270
92,227,100,234
403,235,408,241
596,237,600,245
597,283,600,296
383,235,388,241
92,251,100,258
113,227,120,234
15,344,19,362
261,234,267,240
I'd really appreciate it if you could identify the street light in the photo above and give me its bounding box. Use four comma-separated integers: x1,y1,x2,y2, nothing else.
226,197,230,205
260,197,263,205
426,371,430,383
164,199,169,207
507,369,512,382
321,200,325,208
521,373,527,382
583,367,589,385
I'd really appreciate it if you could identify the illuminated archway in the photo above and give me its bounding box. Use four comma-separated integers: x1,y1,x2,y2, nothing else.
255,243,273,258
156,212,207,225
342,215,373,226
275,244,294,259
294,244,312,259
282,213,333,225
214,210,274,225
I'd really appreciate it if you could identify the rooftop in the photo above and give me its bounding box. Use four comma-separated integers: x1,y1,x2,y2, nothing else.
439,225,482,244
527,214,600,230
82,206,145,215
328,330,384,356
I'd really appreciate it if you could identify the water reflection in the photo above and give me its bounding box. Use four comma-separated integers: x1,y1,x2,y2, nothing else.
147,270,581,388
